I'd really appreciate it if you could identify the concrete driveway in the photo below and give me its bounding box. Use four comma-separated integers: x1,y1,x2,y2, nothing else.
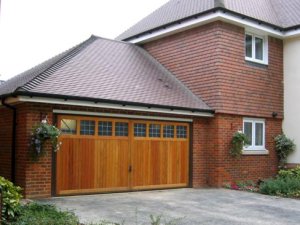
40,189,300,225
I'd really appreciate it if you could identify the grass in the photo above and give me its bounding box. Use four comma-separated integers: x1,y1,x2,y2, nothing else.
9,203,79,225
7,202,182,225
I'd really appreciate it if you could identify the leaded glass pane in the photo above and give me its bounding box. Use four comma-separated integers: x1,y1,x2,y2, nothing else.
149,124,161,138
163,125,174,138
80,120,95,135
177,125,187,138
98,121,112,136
134,123,146,137
115,122,128,136
61,119,77,134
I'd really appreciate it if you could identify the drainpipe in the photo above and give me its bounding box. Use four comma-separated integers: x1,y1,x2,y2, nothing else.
1,98,16,183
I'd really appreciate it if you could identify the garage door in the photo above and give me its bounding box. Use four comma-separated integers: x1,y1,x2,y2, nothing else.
56,115,190,195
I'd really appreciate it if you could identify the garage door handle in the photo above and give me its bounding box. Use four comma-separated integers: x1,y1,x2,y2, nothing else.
129,165,132,173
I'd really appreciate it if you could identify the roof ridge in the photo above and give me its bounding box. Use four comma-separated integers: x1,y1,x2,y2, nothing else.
20,36,98,91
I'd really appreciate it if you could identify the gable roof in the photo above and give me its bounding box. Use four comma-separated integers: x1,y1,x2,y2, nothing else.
117,0,300,41
0,36,211,112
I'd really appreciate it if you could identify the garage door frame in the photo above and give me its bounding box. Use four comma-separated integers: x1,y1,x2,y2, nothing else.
52,113,193,196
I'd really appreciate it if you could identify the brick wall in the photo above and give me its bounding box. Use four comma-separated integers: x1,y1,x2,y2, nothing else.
0,108,13,180
1,101,281,197
13,103,53,198
193,114,280,187
144,21,283,118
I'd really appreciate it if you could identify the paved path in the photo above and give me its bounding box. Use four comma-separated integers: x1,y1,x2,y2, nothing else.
40,189,300,225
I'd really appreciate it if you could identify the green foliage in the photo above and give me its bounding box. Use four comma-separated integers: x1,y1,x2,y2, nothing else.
230,131,250,158
30,120,61,160
11,203,79,225
0,176,22,222
274,134,295,167
259,176,300,197
278,167,300,179
149,215,181,225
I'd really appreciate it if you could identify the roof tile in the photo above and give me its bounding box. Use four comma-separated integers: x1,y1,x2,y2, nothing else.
0,36,211,111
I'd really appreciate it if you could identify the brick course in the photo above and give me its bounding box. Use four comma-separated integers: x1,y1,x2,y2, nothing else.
144,21,283,118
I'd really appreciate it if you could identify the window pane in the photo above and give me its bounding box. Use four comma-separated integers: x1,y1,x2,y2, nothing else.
61,119,77,134
177,125,187,138
98,121,112,136
115,122,128,136
245,34,252,58
255,37,263,60
80,120,95,135
163,125,174,138
149,124,161,138
134,123,146,137
244,122,252,145
255,123,263,146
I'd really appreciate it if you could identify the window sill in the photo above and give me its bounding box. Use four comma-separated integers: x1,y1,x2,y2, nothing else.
245,58,268,66
242,149,269,155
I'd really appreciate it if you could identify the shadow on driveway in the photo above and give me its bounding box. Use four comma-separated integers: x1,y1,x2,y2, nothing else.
39,188,300,225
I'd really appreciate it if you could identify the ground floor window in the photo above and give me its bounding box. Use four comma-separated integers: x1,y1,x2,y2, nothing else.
243,118,265,151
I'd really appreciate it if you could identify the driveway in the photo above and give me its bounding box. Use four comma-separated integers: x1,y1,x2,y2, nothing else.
40,189,300,225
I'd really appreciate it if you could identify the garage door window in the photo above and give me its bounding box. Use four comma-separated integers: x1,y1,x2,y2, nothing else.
177,126,187,138
80,120,95,135
98,121,112,136
149,124,161,138
134,123,146,137
163,125,174,138
115,122,128,136
61,119,77,135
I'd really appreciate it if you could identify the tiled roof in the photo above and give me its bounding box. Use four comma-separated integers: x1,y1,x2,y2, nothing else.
117,0,300,41
0,36,211,112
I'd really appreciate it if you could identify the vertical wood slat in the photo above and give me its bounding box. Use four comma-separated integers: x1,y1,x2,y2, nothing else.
56,116,189,195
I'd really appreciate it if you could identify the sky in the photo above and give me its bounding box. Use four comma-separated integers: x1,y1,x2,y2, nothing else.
0,0,169,80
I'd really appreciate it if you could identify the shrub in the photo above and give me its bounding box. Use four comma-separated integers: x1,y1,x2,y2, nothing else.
11,203,79,225
260,177,300,197
278,167,300,179
0,176,22,222
274,134,295,167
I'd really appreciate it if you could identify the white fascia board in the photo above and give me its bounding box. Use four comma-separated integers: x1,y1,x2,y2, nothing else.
129,10,292,44
53,109,193,122
15,96,214,118
283,29,300,39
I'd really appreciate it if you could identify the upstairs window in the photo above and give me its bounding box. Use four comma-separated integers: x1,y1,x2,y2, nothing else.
243,118,265,151
245,33,268,64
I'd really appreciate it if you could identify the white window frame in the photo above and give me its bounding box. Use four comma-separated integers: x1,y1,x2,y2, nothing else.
245,32,268,65
243,118,266,152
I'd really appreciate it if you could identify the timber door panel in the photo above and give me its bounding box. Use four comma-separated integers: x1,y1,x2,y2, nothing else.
56,116,130,195
56,116,189,195
131,137,189,190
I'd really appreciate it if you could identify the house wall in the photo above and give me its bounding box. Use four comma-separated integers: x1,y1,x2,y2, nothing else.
143,21,283,119
0,102,280,198
0,107,13,180
284,36,300,166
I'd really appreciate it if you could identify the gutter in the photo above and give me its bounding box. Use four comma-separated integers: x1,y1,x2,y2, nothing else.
1,91,215,115
1,98,16,183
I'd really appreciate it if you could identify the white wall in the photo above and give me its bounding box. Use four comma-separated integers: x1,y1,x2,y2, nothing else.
284,36,300,164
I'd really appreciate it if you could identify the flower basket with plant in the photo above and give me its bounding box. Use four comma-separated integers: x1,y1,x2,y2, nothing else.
230,131,250,158
30,118,61,159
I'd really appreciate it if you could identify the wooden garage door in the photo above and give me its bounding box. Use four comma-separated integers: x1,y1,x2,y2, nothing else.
56,115,189,195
